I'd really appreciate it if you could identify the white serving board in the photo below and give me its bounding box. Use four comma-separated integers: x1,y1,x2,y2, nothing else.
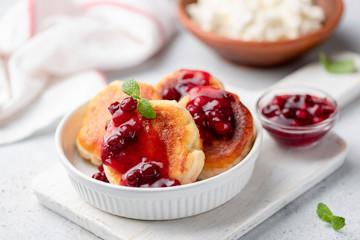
32,132,346,240
32,51,360,239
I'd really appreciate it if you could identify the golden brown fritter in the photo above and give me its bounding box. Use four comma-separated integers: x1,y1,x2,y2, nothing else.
76,80,160,166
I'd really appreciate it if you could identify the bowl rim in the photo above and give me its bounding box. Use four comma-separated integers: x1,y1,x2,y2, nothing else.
178,0,344,46
255,86,339,132
55,100,263,193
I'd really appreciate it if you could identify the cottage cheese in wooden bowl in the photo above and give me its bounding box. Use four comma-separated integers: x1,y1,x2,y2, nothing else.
187,0,325,42
178,0,343,66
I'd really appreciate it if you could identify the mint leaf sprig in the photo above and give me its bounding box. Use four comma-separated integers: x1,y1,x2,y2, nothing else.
317,202,345,231
319,52,356,74
122,79,156,119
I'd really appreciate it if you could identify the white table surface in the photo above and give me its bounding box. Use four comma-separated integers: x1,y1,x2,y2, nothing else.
1,0,360,239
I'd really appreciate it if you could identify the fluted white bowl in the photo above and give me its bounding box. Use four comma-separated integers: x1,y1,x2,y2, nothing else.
55,101,262,220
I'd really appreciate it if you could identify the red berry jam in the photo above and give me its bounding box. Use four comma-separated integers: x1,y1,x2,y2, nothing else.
92,165,109,183
186,86,235,137
100,98,180,188
162,69,211,101
261,94,337,147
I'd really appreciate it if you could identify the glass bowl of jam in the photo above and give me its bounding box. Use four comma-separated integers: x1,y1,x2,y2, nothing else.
256,86,338,148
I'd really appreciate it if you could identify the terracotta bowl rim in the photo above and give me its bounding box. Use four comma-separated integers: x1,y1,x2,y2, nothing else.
178,0,344,47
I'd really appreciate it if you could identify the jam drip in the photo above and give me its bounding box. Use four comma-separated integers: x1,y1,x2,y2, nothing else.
100,97,180,188
262,94,335,126
162,69,211,101
186,86,235,136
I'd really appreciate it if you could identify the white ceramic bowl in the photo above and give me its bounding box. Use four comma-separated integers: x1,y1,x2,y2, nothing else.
55,101,263,220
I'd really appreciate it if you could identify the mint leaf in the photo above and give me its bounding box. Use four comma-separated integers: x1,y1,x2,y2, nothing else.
331,216,345,231
122,78,140,99
317,202,333,223
317,202,345,231
121,79,156,119
319,52,356,74
137,98,156,119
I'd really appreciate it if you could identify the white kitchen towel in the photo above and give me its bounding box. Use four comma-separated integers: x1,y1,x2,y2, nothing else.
0,0,176,145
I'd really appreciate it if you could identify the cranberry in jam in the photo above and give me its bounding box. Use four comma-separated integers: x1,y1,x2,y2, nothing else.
259,92,337,148
100,98,180,188
262,94,335,126
162,69,211,101
92,165,109,183
186,86,235,136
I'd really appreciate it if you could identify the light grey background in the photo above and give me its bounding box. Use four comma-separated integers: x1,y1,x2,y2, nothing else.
1,0,359,239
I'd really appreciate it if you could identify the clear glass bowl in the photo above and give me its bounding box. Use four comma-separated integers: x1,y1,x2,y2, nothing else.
256,86,338,148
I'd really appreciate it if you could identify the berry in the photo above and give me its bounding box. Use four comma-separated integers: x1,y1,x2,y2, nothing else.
141,163,160,179
262,105,280,117
92,172,109,183
322,105,334,115
186,104,201,115
295,110,308,120
120,97,138,113
112,110,131,126
271,96,287,107
281,108,295,118
205,110,221,119
106,134,125,148
125,169,141,187
214,121,233,135
218,108,233,122
193,112,207,127
305,94,315,106
108,101,120,115
223,92,235,101
162,87,181,101
182,72,194,79
194,96,208,106
162,70,211,101
208,116,221,127
119,124,136,139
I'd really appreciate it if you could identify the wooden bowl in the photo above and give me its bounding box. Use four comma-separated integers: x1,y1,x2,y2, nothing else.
178,0,344,67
